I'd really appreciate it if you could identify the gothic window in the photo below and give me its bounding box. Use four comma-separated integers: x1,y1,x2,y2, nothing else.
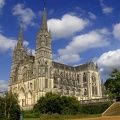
91,73,98,96
22,67,27,79
14,87,17,93
45,66,48,76
54,77,58,84
83,73,87,82
38,66,41,76
45,79,48,88
30,82,32,89
60,72,63,77
77,74,80,83
84,89,88,96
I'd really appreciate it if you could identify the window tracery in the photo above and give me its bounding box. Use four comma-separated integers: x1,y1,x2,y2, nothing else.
45,79,48,88
22,67,27,79
83,73,87,82
91,73,98,95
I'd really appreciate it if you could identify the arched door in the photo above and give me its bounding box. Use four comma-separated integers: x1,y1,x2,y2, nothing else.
19,87,25,107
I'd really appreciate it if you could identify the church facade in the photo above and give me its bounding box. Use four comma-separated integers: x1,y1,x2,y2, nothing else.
9,7,102,109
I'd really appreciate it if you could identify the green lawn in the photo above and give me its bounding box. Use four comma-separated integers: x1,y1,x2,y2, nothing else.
24,114,101,120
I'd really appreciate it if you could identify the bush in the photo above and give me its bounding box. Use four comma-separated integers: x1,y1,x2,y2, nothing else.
33,92,80,115
22,110,40,118
80,102,112,114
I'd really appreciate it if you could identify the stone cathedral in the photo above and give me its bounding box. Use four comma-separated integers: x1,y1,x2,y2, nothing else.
9,7,102,109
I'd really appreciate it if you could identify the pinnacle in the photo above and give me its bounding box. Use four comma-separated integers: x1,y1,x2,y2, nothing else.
40,5,48,32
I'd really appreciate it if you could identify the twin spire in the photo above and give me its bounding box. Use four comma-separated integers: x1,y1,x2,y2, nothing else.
40,4,48,32
16,23,23,49
16,4,48,50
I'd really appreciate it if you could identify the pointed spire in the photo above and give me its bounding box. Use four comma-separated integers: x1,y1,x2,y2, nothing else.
40,4,48,32
17,22,23,48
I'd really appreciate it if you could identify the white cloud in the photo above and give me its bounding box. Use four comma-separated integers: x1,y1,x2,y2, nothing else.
89,12,97,20
0,0,5,12
54,53,81,64
47,14,89,39
12,4,36,29
27,49,35,56
113,23,120,40
0,34,17,52
100,0,113,15
54,28,110,64
0,34,29,52
97,49,120,76
0,80,8,92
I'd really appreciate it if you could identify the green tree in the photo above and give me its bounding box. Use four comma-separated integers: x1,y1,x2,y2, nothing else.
0,92,20,120
104,68,120,101
0,97,5,119
33,92,80,115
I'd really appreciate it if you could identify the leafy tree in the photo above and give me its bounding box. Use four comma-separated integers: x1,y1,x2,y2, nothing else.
104,68,120,101
0,97,5,119
0,92,20,120
33,92,80,115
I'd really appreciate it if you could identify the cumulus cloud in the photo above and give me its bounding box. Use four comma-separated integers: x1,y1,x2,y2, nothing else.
0,80,8,92
12,3,36,29
88,12,97,20
0,34,29,52
0,0,5,13
97,49,120,76
47,14,89,39
54,28,110,64
100,0,113,15
113,23,120,40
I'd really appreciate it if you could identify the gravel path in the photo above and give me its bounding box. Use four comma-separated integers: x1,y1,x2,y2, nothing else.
74,116,120,120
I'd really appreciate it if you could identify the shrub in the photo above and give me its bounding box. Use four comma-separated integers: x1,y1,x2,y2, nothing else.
33,92,80,115
80,102,112,114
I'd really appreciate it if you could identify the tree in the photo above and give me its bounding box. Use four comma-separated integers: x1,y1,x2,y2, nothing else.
0,97,5,119
0,92,20,120
104,68,120,101
33,92,80,115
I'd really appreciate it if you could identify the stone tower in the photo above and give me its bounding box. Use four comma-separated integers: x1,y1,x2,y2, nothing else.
9,25,27,85
35,6,53,91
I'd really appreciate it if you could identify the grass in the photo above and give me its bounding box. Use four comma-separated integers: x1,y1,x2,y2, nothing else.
103,102,120,116
24,114,101,120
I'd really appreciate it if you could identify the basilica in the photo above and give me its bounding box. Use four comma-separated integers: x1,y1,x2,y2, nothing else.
9,6,102,109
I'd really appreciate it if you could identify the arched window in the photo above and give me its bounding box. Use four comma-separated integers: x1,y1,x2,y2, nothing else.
83,73,87,82
84,89,88,96
45,79,48,88
22,67,27,79
30,83,33,90
77,74,80,83
91,73,98,96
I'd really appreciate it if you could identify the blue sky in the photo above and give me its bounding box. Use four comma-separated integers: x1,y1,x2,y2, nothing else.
0,0,120,91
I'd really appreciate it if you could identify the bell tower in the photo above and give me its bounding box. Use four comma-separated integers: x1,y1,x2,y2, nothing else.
35,6,52,65
10,25,27,84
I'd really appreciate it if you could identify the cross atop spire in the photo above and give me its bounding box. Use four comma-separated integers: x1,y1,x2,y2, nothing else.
44,2,46,9
40,4,48,32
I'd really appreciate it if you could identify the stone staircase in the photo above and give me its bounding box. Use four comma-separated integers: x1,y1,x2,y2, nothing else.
102,102,120,116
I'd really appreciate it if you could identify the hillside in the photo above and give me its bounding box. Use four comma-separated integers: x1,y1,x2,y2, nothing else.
102,102,120,116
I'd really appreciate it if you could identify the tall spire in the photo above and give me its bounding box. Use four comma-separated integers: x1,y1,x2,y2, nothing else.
17,23,23,48
40,4,48,32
